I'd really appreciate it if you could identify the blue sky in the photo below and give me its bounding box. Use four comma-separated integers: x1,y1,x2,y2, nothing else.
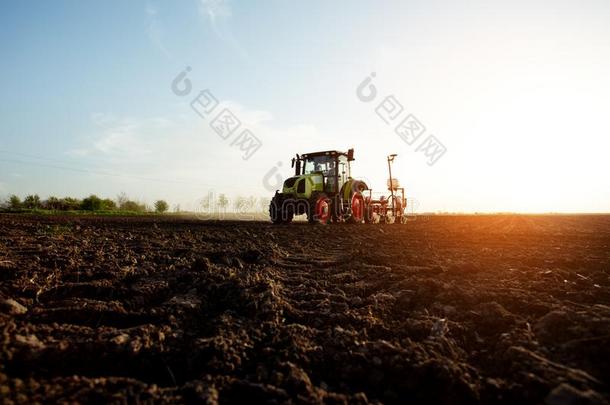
1,0,609,212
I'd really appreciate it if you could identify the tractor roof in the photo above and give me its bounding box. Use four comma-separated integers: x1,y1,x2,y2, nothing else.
301,150,352,159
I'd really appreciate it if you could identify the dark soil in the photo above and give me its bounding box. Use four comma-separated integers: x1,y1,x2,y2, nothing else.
1,214,609,404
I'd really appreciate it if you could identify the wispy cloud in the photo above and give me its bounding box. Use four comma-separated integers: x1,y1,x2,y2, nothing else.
198,0,248,60
89,114,154,157
146,3,172,58
199,0,232,35
64,105,326,199
68,113,153,158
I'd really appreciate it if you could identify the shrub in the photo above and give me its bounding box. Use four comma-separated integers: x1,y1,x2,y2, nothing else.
101,199,117,210
154,200,169,213
8,195,21,210
23,194,42,209
81,195,103,211
117,193,145,212
117,192,128,208
44,196,61,210
61,197,82,211
120,200,147,212
218,194,228,211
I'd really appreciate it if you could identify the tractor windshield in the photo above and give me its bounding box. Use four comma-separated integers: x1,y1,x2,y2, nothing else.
303,155,335,176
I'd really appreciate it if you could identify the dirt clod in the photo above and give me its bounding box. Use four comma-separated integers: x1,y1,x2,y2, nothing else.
0,298,27,315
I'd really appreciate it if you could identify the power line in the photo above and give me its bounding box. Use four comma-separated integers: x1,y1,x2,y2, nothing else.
0,151,266,193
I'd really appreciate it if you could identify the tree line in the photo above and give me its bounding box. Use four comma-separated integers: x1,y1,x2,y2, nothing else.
0,193,169,213
199,192,269,214
0,192,271,214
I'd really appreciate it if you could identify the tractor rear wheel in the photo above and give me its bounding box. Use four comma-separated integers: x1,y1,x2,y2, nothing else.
347,192,365,224
308,193,330,224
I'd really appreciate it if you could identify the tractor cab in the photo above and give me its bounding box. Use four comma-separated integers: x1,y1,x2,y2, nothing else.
293,149,354,194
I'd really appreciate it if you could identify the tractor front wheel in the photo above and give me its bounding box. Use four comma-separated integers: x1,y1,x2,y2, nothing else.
270,195,293,224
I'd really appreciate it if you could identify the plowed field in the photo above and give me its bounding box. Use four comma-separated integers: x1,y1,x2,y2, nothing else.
1,214,609,404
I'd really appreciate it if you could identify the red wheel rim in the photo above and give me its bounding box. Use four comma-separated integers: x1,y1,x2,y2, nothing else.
351,193,364,222
315,197,330,223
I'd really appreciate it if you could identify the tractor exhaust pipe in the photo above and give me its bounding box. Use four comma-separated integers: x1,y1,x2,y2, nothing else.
387,154,397,217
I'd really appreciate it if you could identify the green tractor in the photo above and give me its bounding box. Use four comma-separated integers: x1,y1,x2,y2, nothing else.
270,148,408,224
269,149,367,224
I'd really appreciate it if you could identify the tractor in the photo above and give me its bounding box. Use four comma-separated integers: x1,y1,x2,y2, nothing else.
269,148,407,224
